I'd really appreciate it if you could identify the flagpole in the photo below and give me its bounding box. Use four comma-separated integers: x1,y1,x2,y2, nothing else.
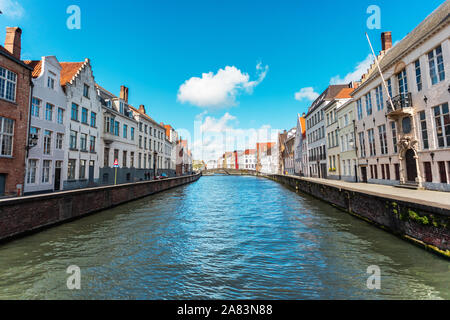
365,32,395,111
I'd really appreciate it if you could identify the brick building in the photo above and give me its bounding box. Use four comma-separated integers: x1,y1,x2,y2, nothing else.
0,27,32,197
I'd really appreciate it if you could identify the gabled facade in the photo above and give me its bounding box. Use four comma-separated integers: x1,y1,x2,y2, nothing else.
24,56,67,194
60,59,101,190
336,99,358,182
354,1,450,191
96,84,138,184
294,114,307,176
257,142,278,174
305,84,350,179
0,27,32,197
324,88,354,180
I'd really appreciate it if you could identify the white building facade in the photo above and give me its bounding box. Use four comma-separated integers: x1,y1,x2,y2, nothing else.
61,59,101,190
24,56,67,194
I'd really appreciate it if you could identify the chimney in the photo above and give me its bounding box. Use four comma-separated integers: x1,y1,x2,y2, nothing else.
381,32,392,51
4,27,22,59
120,85,129,103
139,104,146,114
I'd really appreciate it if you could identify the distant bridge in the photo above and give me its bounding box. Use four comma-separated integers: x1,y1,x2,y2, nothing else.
201,168,260,176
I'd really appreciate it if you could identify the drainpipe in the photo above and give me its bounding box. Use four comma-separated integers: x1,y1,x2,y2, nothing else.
23,78,34,196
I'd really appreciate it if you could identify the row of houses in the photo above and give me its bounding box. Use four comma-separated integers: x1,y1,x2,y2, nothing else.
0,27,192,197
211,143,278,174
282,1,450,192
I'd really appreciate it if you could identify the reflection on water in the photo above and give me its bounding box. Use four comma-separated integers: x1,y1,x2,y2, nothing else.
0,175,448,299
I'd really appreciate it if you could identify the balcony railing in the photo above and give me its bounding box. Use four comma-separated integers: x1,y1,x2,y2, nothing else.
387,93,413,113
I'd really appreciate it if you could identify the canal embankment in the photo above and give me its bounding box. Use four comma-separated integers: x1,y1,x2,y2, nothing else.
0,173,200,243
267,174,450,259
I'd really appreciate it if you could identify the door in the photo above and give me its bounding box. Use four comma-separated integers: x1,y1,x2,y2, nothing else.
0,174,6,196
405,149,417,182
54,168,61,191
361,167,368,183
89,161,95,183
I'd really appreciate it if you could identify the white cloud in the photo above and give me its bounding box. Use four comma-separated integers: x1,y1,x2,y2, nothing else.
330,54,374,85
294,87,319,102
192,112,279,161
0,0,25,19
177,63,268,109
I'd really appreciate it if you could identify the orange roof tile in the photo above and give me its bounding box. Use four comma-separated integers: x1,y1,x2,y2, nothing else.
23,60,42,78
60,62,85,87
335,87,354,99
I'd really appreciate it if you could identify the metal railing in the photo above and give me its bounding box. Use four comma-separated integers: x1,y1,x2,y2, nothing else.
387,93,413,112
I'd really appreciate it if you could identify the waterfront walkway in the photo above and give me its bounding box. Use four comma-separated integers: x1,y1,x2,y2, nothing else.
296,176,450,211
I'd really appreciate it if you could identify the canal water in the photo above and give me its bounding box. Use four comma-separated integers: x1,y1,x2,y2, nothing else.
0,175,448,299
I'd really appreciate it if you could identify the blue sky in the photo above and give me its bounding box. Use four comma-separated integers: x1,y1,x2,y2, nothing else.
0,0,445,160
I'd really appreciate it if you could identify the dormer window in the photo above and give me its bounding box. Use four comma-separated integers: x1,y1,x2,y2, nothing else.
106,100,112,109
120,101,124,114
83,84,90,98
47,77,55,89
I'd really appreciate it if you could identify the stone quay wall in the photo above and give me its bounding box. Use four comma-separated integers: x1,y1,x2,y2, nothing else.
267,174,450,259
0,174,200,242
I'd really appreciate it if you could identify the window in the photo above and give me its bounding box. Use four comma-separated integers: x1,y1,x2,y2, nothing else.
81,108,88,124
139,123,143,132
80,133,87,151
70,130,77,149
27,159,38,184
43,130,52,155
130,152,134,168
71,103,79,121
139,136,142,148
428,45,445,85
394,163,400,181
419,111,429,149
365,92,372,116
144,137,147,150
433,103,450,148
375,85,384,111
131,127,135,140
91,112,96,127
123,151,127,167
397,69,408,96
0,117,14,156
357,99,363,120
123,124,128,138
31,98,41,118
391,122,398,154
30,127,40,146
378,125,388,155
145,125,148,134
114,121,119,136
387,78,392,98
120,101,124,114
79,160,86,179
385,164,391,180
68,159,76,180
0,66,17,102
47,77,55,89
45,103,53,121
89,136,96,152
57,108,64,124
368,129,376,156
83,84,90,98
56,133,64,150
415,60,422,92
42,160,51,183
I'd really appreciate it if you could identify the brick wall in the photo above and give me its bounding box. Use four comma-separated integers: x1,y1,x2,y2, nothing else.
0,173,200,242
269,174,450,259
0,54,31,196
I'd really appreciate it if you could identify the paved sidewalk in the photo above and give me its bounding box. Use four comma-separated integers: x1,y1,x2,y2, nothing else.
296,176,450,211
